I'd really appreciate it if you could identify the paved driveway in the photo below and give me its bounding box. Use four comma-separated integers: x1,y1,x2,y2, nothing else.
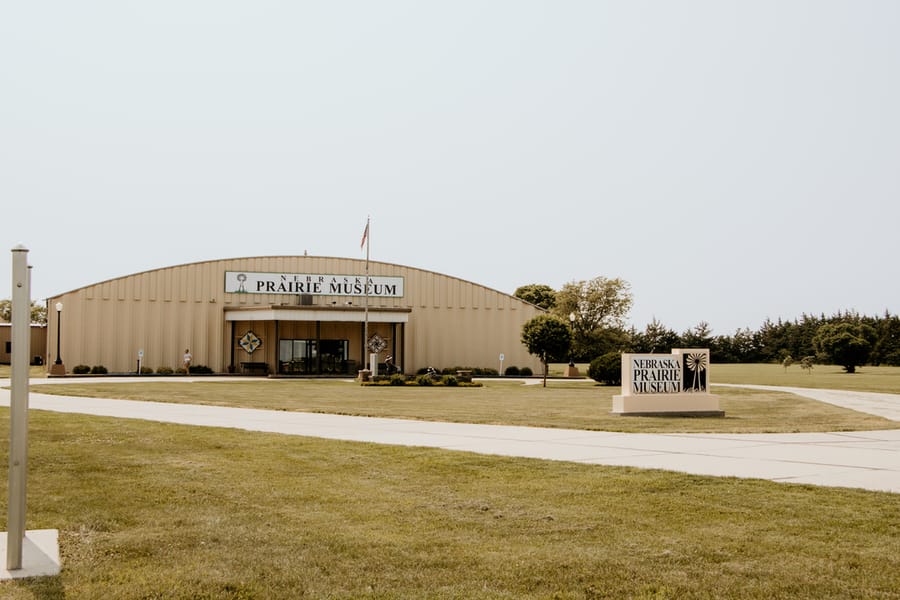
2,379,899,494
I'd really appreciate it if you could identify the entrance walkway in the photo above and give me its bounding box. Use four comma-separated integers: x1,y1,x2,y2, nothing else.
716,383,900,421
2,379,898,494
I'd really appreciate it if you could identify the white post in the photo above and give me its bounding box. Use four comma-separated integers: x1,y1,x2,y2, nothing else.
7,245,30,570
363,216,370,369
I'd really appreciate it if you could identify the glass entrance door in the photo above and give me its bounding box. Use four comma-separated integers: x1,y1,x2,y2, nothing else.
279,339,316,374
279,339,350,375
319,339,349,374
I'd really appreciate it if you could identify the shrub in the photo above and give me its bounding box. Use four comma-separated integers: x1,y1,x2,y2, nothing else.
520,367,533,377
188,365,214,374
176,368,188,375
588,352,621,386
441,375,458,387
90,365,108,375
504,366,520,376
72,364,91,374
389,374,406,386
139,366,154,375
416,374,434,386
156,366,174,375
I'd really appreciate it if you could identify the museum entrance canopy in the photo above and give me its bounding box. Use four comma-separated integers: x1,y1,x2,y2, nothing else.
224,305,411,323
225,305,411,376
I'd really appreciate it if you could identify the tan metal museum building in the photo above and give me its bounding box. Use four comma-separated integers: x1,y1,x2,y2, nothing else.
46,256,545,376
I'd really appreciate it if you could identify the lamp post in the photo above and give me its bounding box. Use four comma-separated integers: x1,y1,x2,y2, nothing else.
566,312,578,377
568,312,576,362
54,303,63,364
50,302,65,375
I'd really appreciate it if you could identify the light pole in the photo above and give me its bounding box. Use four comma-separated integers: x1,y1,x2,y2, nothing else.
50,302,66,375
567,312,578,377
54,303,63,365
568,312,576,364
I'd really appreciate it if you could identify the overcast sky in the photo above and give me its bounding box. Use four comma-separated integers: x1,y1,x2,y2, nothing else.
2,1,898,335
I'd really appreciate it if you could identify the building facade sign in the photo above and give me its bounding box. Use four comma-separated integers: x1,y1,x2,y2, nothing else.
225,271,404,298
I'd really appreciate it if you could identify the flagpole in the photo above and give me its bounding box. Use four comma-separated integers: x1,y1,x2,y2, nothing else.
363,217,370,370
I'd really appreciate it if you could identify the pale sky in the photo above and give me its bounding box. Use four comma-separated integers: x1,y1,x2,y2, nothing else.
3,1,898,335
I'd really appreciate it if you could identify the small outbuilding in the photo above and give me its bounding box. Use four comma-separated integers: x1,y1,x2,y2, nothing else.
0,324,47,366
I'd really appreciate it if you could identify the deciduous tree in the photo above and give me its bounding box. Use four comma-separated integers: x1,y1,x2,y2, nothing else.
812,322,877,373
0,299,47,324
513,284,557,310
553,277,632,361
521,314,572,387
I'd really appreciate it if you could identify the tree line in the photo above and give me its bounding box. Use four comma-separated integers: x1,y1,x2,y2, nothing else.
0,300,47,325
514,281,900,373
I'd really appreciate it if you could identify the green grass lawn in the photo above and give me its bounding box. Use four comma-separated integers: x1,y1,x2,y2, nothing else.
1,411,898,599
28,376,897,434
713,362,900,393
0,365,48,379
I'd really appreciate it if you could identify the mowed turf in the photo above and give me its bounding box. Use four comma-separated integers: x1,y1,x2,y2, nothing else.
2,364,898,597
1,411,898,599
713,362,900,393
29,375,897,434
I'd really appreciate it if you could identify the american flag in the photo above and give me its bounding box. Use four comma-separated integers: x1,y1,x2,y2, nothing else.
360,218,369,250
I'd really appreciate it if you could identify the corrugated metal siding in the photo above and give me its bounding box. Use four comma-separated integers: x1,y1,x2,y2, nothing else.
47,256,544,374
0,325,47,365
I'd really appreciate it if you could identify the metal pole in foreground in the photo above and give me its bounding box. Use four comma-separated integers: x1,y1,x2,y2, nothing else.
7,245,30,570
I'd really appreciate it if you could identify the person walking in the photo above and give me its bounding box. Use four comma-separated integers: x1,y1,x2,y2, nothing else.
182,349,193,373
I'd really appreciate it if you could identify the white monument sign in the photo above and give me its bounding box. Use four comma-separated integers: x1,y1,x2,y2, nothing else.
612,348,723,416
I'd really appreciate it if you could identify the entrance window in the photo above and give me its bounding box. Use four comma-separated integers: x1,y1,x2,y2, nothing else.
279,339,351,375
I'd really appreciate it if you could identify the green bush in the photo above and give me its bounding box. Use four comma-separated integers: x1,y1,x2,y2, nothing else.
588,352,622,386
188,365,214,374
441,375,458,387
156,366,174,375
520,367,533,377
433,366,499,377
389,374,407,386
139,366,154,375
504,366,520,376
90,365,108,375
72,364,91,374
416,374,434,386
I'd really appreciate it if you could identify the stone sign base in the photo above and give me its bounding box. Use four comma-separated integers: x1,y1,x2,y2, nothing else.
612,393,723,417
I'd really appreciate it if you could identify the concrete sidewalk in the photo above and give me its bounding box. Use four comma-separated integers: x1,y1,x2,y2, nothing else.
716,383,900,421
2,380,898,494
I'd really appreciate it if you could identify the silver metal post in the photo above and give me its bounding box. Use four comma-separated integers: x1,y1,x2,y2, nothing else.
7,245,30,570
